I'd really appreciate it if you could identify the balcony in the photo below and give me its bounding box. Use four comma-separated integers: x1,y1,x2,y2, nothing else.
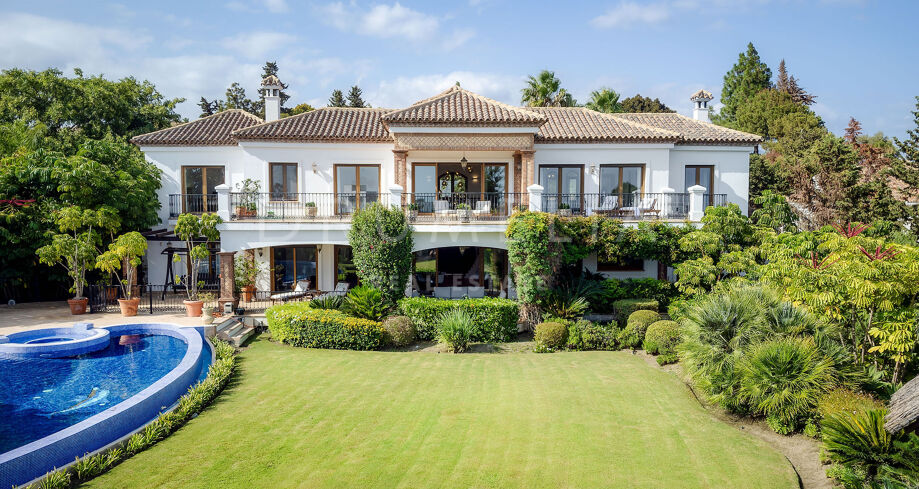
166,188,726,223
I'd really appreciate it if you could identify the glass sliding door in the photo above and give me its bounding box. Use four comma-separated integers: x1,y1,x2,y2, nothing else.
334,245,359,289
269,163,298,201
412,164,436,213
182,166,224,213
685,165,714,206
539,165,583,213
483,164,506,215
271,245,318,291
600,165,644,207
335,165,379,214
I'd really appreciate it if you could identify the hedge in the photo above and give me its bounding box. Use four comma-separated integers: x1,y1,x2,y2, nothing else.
567,320,618,351
266,302,384,350
535,322,567,350
398,297,519,342
612,298,658,325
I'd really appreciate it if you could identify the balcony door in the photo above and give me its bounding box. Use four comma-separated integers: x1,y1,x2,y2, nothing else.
182,166,224,213
600,164,644,207
539,165,582,213
335,164,380,214
685,165,714,205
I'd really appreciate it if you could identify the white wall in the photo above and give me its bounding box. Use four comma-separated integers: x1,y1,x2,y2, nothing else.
533,144,674,194
670,146,753,213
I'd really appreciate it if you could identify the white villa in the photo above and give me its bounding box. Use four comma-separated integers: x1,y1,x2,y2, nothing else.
132,77,760,303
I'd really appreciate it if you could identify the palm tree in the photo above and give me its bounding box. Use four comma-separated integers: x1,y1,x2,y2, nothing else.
521,70,576,107
585,88,622,113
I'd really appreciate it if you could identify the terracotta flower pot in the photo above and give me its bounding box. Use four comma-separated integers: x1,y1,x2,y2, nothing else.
67,298,88,315
118,298,140,317
241,285,256,302
184,300,204,317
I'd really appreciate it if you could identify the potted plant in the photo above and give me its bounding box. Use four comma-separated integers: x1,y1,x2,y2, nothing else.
456,203,471,222
304,201,318,217
234,178,261,218
557,202,571,217
200,292,217,323
406,202,419,221
235,253,265,302
36,206,118,315
96,231,148,317
174,212,222,317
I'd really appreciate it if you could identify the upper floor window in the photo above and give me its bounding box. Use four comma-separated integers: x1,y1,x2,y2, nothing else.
539,165,583,195
600,164,644,197
335,164,380,213
685,165,715,206
270,163,298,201
181,166,223,213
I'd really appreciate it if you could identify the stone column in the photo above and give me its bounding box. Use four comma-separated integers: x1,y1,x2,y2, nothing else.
521,150,535,193
393,150,408,190
217,251,238,313
688,185,706,222
528,184,544,212
388,184,404,210
215,184,231,221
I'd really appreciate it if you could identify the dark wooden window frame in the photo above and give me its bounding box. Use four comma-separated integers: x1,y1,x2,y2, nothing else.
685,165,715,205
333,164,381,214
599,164,646,196
180,165,224,213
269,245,319,291
269,162,298,201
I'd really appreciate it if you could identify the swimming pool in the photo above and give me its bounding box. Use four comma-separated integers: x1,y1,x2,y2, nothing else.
0,324,212,488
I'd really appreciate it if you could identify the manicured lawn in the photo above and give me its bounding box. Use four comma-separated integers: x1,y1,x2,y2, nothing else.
82,338,797,489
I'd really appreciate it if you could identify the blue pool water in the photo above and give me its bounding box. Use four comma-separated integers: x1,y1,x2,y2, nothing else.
0,334,197,454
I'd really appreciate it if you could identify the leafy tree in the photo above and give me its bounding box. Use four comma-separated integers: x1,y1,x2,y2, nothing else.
0,68,183,144
348,202,413,304
585,88,622,113
95,231,147,300
347,85,368,108
197,97,219,117
223,82,260,115
893,96,919,191
713,42,772,126
173,213,221,301
328,89,346,107
752,190,797,233
674,204,758,296
36,206,120,299
619,94,674,113
286,103,315,117
521,70,575,107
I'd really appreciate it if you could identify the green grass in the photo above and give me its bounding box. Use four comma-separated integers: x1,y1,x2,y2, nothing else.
81,338,797,489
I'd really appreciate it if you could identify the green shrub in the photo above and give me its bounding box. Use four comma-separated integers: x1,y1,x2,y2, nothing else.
568,320,618,350
266,302,384,350
822,409,896,471
535,322,568,350
612,298,658,325
619,310,661,349
398,297,519,342
597,279,678,312
438,308,474,353
656,352,679,366
817,388,885,420
382,316,416,347
341,285,389,321
539,293,588,321
738,337,836,433
310,294,344,310
348,202,413,304
644,320,681,355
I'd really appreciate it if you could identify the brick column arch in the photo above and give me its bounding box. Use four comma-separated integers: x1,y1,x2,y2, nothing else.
513,152,522,194
393,150,408,189
521,150,535,191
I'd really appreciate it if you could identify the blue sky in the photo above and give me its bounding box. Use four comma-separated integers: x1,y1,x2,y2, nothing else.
1,0,917,138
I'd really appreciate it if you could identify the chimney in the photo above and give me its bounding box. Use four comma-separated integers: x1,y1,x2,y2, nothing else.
261,75,282,122
690,89,713,123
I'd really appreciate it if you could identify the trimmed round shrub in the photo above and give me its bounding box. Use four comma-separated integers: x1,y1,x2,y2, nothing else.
738,337,836,433
382,315,416,347
612,298,658,325
535,322,567,350
619,310,661,349
643,320,681,355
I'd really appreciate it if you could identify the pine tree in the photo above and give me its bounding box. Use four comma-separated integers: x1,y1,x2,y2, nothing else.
223,82,258,115
260,61,290,111
328,89,346,107
347,85,368,108
775,60,790,93
197,97,219,118
713,42,772,126
894,96,919,190
775,59,816,106
844,117,862,145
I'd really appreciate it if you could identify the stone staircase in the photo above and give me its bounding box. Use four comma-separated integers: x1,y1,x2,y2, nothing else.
215,316,258,347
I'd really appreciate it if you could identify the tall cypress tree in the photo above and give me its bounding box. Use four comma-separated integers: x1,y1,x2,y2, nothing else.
328,89,346,107
713,43,772,126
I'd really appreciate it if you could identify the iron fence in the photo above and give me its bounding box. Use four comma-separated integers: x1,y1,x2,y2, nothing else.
168,194,218,218
542,192,726,220
85,284,331,315
229,192,387,220
401,192,527,222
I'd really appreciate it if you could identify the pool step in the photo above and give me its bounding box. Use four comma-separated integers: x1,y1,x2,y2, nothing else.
215,317,255,347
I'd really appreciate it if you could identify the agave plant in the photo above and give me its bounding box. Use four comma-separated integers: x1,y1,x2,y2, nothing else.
738,336,837,433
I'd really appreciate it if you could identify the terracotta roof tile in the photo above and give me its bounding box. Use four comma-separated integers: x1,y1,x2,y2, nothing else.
613,113,761,145
531,107,681,143
232,107,392,142
381,85,547,126
131,109,263,146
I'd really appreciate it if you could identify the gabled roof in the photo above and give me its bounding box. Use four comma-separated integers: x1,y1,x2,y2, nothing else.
131,109,263,147
381,85,547,127
232,107,392,142
886,375,919,433
531,107,681,143
613,113,761,145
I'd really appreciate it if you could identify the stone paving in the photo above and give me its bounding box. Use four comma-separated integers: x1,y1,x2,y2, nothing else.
0,302,206,335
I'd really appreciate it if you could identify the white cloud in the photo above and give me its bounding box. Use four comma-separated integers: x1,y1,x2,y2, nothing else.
263,0,289,13
319,2,470,49
226,0,289,13
221,31,298,59
591,2,671,28
368,71,521,108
